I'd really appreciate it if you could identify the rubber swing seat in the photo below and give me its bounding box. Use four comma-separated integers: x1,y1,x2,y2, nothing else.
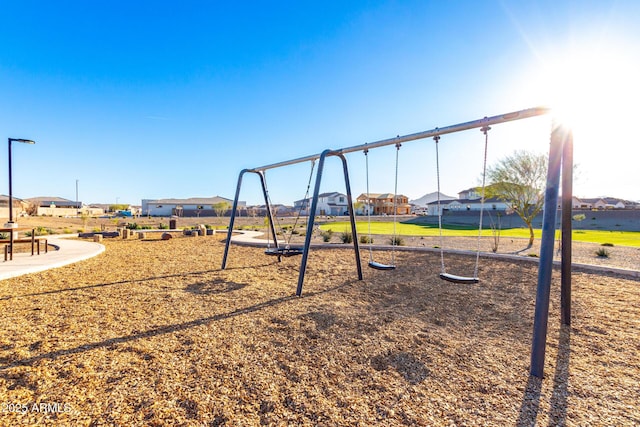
439,273,479,284
368,261,396,271
265,247,304,257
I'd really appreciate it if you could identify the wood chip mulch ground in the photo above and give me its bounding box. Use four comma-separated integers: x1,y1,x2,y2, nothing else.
0,233,638,426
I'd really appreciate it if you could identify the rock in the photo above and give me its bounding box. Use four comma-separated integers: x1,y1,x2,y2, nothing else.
161,232,173,240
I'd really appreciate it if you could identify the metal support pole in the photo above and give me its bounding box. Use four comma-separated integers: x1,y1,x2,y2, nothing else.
222,169,280,270
8,139,13,223
257,171,281,259
530,120,566,378
221,169,248,270
296,149,362,296
561,129,574,325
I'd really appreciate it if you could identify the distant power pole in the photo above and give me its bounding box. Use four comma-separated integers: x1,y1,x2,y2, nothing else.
75,179,79,208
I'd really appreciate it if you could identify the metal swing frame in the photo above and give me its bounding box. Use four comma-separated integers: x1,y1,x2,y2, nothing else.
221,105,571,379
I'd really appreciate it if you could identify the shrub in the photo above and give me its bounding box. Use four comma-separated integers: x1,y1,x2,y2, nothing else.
320,229,333,242
389,236,404,246
360,235,373,244
126,223,140,230
601,242,614,247
0,232,7,239
340,231,353,244
34,226,49,236
528,253,539,258
63,228,73,234
596,248,610,258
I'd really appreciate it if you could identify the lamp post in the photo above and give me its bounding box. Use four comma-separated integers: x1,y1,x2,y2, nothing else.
7,138,36,224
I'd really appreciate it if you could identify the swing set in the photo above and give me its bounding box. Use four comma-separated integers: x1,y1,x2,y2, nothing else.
221,106,574,378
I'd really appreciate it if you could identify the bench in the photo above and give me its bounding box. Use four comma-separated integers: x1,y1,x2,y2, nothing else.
1,237,48,261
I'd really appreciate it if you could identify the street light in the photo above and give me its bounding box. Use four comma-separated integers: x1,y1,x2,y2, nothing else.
7,138,35,224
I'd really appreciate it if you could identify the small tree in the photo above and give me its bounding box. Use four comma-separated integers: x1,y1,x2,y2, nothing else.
485,150,547,247
212,202,231,217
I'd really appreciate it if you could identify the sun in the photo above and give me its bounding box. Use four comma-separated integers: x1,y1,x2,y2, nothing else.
513,42,640,199
529,46,639,146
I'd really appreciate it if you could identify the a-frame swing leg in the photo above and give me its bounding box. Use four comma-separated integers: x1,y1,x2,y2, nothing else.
222,169,280,269
296,149,362,296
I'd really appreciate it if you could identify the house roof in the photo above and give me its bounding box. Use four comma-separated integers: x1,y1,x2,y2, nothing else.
144,196,233,205
294,192,346,204
410,191,456,206
0,194,26,202
25,196,81,207
427,196,503,206
26,196,76,203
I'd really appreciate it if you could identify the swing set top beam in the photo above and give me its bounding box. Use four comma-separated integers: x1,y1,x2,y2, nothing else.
251,106,550,172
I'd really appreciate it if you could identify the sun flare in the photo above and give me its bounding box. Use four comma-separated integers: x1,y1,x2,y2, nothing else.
538,50,637,135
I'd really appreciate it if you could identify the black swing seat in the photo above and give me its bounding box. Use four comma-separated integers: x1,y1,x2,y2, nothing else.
439,273,479,284
368,261,396,271
265,247,304,257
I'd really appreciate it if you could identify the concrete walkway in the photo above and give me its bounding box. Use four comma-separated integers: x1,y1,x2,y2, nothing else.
0,235,105,280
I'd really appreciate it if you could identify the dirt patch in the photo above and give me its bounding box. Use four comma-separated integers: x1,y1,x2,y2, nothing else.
0,234,638,425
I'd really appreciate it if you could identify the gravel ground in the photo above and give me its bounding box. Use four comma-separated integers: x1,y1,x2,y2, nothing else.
0,232,638,425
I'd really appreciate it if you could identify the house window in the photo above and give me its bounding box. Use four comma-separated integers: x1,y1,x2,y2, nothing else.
156,205,163,208
492,204,497,210
339,196,345,203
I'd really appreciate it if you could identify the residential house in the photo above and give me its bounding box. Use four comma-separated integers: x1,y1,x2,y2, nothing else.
422,187,508,215
294,192,349,216
410,191,456,215
141,196,243,217
0,195,29,221
356,193,411,216
573,197,632,210
24,196,100,217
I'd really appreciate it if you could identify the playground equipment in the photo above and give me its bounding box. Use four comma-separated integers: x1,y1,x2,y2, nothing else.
221,106,573,379
263,161,316,260
362,143,401,271
433,125,490,284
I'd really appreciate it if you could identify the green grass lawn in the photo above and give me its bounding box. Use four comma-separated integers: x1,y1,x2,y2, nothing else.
320,221,640,247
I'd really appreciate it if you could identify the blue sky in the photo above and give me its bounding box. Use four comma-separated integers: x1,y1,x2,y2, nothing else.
2,0,639,206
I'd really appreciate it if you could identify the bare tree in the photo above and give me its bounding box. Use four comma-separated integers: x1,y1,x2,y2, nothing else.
485,150,547,247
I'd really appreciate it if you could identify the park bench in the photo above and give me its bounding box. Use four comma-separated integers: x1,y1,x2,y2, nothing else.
0,227,49,261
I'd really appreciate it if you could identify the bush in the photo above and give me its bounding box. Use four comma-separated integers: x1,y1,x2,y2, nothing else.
35,226,49,236
601,242,614,247
389,236,404,246
320,229,333,242
340,231,353,244
159,223,169,230
126,223,141,230
360,235,373,244
596,248,610,258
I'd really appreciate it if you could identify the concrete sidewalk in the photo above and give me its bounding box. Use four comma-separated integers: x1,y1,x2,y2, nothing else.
0,235,105,280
